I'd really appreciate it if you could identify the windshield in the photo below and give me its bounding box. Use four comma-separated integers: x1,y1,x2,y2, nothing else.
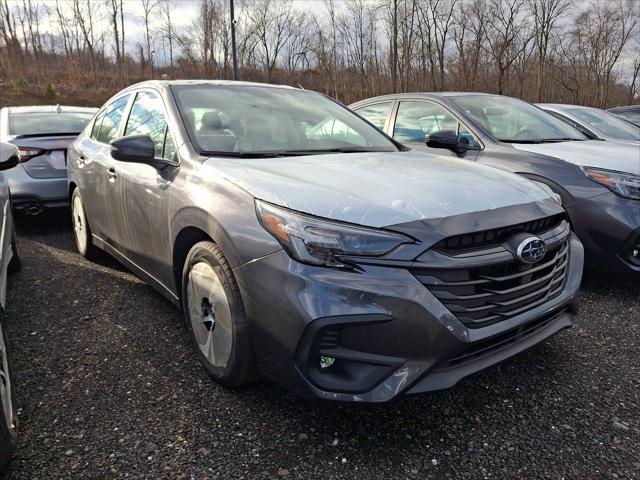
9,112,95,136
171,85,398,155
450,96,587,143
614,110,640,125
566,107,640,141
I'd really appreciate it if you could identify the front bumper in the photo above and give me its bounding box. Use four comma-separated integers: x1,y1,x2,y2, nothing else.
567,191,640,272
234,234,583,402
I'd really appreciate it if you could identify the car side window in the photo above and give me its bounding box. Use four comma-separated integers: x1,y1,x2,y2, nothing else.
125,91,175,160
354,102,393,131
96,95,130,144
394,101,475,146
90,110,106,140
162,127,177,162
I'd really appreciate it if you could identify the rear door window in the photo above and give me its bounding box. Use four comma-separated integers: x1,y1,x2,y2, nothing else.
353,102,393,131
96,95,130,144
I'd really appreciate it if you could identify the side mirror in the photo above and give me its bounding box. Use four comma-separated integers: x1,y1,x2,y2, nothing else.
0,143,19,171
110,135,155,163
426,130,471,154
110,135,174,169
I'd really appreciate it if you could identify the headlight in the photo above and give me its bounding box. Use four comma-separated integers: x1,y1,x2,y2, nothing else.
582,167,640,200
255,200,413,268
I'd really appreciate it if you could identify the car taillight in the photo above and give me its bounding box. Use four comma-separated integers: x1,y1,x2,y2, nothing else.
17,147,45,162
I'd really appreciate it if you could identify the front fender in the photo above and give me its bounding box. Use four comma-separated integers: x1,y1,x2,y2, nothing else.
169,176,281,269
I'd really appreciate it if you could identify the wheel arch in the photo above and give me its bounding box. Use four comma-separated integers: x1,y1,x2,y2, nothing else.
68,181,77,198
516,172,575,207
170,206,243,301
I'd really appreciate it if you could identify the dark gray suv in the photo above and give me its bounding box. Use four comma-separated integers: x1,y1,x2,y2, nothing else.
67,81,583,402
351,93,640,273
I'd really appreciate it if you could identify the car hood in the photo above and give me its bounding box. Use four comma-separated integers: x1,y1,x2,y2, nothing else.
203,151,554,228
512,140,640,175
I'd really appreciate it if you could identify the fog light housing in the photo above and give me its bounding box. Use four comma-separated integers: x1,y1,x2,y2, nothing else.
294,315,406,394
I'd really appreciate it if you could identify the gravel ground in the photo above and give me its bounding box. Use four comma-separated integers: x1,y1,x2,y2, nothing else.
1,211,638,479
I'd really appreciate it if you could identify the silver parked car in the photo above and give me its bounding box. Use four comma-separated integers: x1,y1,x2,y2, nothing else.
538,103,640,145
67,81,583,402
0,105,97,215
608,105,640,127
0,142,20,466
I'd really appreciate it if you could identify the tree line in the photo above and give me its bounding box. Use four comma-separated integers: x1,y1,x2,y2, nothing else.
0,0,638,108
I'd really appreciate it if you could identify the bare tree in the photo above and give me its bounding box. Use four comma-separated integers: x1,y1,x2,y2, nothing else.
484,0,534,95
106,0,123,85
243,0,299,83
529,0,570,101
72,0,100,87
141,0,157,78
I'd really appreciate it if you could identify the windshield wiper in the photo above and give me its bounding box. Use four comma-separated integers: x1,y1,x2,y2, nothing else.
202,147,396,158
499,139,544,144
200,150,286,158
538,137,586,143
500,138,584,144
277,147,396,156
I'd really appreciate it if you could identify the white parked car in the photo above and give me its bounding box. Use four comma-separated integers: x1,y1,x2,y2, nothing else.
538,103,640,146
0,142,20,466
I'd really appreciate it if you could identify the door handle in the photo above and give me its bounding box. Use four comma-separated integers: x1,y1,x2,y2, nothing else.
108,167,117,182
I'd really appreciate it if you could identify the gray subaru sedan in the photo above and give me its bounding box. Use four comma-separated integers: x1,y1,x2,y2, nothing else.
67,81,583,402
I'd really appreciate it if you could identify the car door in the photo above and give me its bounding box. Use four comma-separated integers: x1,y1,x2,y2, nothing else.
389,100,481,160
72,94,131,246
116,89,178,281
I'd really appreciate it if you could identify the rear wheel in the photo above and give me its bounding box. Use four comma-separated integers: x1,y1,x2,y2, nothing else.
0,316,17,467
71,189,99,260
182,241,256,387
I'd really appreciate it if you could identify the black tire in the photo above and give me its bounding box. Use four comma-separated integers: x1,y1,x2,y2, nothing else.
7,223,20,274
0,316,17,467
181,241,257,387
70,188,100,261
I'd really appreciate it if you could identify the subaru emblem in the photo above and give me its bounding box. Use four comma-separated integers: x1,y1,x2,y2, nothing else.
516,237,547,264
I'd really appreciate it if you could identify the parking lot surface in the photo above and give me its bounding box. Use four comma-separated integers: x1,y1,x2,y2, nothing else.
1,212,639,479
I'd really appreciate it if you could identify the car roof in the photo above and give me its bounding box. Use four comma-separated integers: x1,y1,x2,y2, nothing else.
608,105,640,112
123,79,297,92
537,103,596,111
349,91,497,106
5,105,98,113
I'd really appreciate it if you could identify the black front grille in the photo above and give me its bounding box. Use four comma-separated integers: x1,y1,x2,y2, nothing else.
437,307,568,369
435,214,565,252
411,241,569,328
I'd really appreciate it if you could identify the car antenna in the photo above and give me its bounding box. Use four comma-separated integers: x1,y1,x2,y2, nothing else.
56,104,61,114
297,83,305,90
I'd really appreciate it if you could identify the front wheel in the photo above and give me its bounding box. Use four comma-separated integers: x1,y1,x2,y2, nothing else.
182,241,257,387
0,316,17,467
71,189,100,260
